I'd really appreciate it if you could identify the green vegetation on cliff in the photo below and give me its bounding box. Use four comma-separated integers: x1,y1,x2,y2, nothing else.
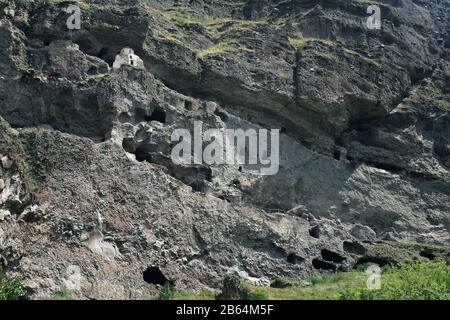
151,259,450,301
340,259,449,300
0,273,25,300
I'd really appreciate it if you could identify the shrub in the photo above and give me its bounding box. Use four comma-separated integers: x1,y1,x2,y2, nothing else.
0,274,25,300
157,282,176,300
248,291,269,300
52,289,74,300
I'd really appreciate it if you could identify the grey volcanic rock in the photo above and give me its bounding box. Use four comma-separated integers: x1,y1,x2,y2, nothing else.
0,0,449,299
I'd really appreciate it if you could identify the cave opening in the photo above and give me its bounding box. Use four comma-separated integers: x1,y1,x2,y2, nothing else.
333,149,341,160
355,256,391,267
287,253,304,265
122,138,135,154
312,258,336,271
143,267,170,286
343,241,367,255
118,112,131,124
185,100,193,110
309,225,321,239
134,108,147,123
146,107,166,124
321,249,346,263
97,47,115,66
214,108,229,122
419,249,436,261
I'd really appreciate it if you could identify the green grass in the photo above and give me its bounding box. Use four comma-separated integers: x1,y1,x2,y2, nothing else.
156,35,186,46
289,37,381,67
162,8,233,29
249,272,367,300
141,4,264,56
289,37,335,49
436,99,450,110
0,123,42,198
173,289,216,300
340,259,450,300
316,52,338,62
250,259,449,300
149,282,215,300
0,273,25,300
51,288,75,300
425,81,450,111
343,47,382,67
196,42,238,59
149,272,368,300
152,259,450,300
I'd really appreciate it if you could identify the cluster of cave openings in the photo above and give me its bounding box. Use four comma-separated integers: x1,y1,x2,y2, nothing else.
119,107,167,125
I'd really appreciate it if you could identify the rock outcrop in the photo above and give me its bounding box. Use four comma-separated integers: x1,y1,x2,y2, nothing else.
0,0,449,299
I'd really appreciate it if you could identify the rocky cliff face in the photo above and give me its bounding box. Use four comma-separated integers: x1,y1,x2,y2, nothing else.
0,0,449,299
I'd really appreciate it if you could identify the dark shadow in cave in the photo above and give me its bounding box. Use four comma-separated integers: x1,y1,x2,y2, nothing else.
321,249,346,263
287,253,305,265
97,47,116,66
312,258,336,271
143,267,172,286
146,107,167,124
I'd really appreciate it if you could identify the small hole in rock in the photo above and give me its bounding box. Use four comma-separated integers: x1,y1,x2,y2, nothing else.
143,267,171,286
135,108,147,123
97,47,115,66
122,138,135,153
218,195,230,202
214,109,228,122
185,100,193,110
146,107,166,124
355,257,391,267
287,253,304,265
309,225,320,238
321,249,346,263
333,149,340,160
343,241,367,255
134,145,151,162
419,249,436,261
118,112,131,124
87,66,98,75
189,180,207,193
312,258,336,271
231,179,240,187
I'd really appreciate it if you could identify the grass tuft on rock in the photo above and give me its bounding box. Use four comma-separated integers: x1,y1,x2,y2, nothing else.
0,273,25,300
